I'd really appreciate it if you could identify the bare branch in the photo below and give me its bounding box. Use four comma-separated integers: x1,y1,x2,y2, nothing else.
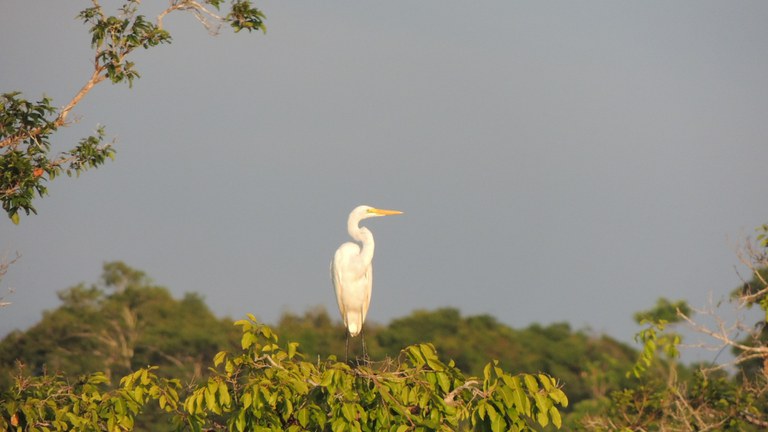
0,252,20,307
678,309,768,365
158,0,224,34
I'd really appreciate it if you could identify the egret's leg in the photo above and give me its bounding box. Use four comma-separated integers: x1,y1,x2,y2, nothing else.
345,332,349,362
361,327,368,360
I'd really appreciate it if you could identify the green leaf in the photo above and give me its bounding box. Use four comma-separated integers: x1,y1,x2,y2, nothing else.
213,351,227,367
205,387,219,414
503,376,530,417
523,374,538,393
331,417,346,432
341,403,354,422
483,363,492,383
490,409,505,432
499,385,515,409
486,403,499,425
234,319,252,329
550,388,568,407
477,400,487,419
407,345,424,366
549,406,562,428
436,372,450,393
218,381,231,407
538,374,553,391
420,344,443,370
536,411,549,427
235,409,246,432
297,407,310,428
241,331,256,350
288,341,298,359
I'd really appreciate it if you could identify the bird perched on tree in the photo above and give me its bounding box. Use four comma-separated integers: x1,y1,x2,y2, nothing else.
332,205,402,359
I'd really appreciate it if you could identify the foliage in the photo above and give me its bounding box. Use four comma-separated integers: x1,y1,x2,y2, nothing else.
580,364,768,431
176,316,569,431
627,298,687,379
579,230,768,431
369,308,637,407
632,297,691,324
0,0,266,223
0,317,568,431
756,224,768,249
273,307,352,360
273,306,642,422
0,366,180,431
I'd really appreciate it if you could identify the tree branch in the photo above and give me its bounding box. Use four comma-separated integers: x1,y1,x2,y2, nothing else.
443,379,480,406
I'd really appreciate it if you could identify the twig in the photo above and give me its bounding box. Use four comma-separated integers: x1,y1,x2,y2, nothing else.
443,380,480,406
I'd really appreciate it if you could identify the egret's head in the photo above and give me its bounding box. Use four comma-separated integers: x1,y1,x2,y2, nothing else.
352,205,403,221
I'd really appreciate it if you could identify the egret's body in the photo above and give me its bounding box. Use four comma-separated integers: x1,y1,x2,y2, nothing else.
332,206,402,343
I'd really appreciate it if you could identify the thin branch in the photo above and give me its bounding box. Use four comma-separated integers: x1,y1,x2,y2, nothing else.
0,62,107,150
158,0,224,34
742,410,768,428
56,67,107,129
443,379,480,406
678,310,768,357
0,252,20,307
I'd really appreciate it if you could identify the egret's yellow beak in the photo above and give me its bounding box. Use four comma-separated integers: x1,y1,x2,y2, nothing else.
369,208,403,216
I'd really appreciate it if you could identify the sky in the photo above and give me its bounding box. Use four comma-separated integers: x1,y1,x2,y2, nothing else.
2,1,768,354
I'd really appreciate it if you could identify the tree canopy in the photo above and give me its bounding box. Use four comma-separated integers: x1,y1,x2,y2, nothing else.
0,262,238,388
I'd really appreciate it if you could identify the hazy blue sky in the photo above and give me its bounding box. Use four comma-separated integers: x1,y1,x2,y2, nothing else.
2,1,767,351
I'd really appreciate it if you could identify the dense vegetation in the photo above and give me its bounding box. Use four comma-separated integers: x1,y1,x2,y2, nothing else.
1,252,767,430
1,263,574,431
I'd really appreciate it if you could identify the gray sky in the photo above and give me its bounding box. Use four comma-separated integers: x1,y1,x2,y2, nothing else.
2,1,767,349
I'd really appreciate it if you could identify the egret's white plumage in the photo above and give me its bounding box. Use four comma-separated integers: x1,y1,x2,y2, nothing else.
332,205,402,338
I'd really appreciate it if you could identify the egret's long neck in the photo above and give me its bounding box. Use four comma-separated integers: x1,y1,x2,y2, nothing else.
349,218,375,265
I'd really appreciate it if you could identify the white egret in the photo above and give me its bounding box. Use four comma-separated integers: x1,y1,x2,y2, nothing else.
332,205,402,358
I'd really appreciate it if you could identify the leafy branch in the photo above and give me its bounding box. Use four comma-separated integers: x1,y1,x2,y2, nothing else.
0,0,266,224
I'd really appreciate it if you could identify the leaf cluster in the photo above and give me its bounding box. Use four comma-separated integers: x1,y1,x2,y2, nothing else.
78,1,172,87
0,93,115,224
226,0,267,33
0,366,178,432
628,319,682,380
